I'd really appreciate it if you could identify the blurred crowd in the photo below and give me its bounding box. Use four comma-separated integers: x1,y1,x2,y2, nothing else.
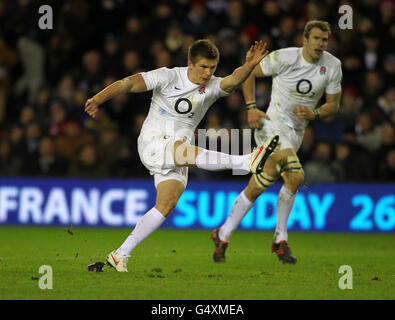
0,0,394,182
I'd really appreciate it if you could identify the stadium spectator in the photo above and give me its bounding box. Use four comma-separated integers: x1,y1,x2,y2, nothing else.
112,142,133,178
57,0,92,53
341,51,363,88
102,34,123,77
378,148,395,181
47,101,68,137
8,123,25,158
121,16,152,55
25,136,68,176
122,50,141,76
14,36,45,104
361,70,384,107
181,0,218,37
165,23,186,54
97,122,125,171
338,87,363,128
355,112,383,152
304,141,336,183
383,54,395,87
342,128,374,181
375,123,395,175
0,37,17,125
207,0,228,20
332,142,352,182
243,0,263,26
23,121,42,164
54,119,96,162
173,34,196,68
18,105,37,127
68,143,109,178
0,139,22,176
216,29,240,76
151,2,174,38
78,50,103,96
55,74,75,107
261,0,282,36
378,0,395,50
390,109,395,127
45,34,77,84
361,31,381,71
224,0,245,32
372,87,395,124
154,48,173,69
34,87,52,120
273,16,296,49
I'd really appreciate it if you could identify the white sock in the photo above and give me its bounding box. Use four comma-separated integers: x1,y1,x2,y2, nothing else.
274,185,296,243
116,207,165,256
195,149,250,171
219,191,254,242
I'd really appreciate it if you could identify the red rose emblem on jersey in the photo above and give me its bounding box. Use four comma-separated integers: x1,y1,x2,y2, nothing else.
320,66,327,75
199,87,206,94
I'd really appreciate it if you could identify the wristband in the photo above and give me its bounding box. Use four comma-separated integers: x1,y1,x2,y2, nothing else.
246,101,257,110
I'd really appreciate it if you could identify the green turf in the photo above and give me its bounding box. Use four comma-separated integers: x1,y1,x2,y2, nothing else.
0,226,394,300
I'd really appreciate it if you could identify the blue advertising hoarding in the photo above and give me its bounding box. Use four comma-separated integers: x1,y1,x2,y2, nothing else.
0,177,394,232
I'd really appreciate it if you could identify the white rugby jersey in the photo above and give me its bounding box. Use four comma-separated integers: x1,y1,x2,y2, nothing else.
259,47,342,130
140,66,229,141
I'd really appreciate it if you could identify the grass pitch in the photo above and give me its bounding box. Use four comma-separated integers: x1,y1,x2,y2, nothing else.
0,226,394,300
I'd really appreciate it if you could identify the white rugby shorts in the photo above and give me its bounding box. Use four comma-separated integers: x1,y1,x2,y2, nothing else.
254,118,304,152
137,127,188,188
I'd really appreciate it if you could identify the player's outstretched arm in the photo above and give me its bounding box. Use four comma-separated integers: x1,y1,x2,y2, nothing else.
219,41,269,94
85,74,147,118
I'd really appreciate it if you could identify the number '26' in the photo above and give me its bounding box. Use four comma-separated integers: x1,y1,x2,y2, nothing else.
350,195,395,231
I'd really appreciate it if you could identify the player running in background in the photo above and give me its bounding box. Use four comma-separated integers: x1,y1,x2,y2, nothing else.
211,20,342,264
85,39,279,272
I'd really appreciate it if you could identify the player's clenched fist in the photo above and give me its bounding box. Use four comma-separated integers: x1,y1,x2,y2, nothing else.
85,98,99,118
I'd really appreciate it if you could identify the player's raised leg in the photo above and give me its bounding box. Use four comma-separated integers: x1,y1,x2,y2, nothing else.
175,135,279,174
106,179,185,272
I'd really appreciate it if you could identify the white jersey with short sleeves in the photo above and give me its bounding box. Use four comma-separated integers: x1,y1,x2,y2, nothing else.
259,47,342,130
140,66,229,142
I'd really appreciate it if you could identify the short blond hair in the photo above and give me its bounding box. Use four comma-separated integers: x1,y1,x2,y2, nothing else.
303,20,331,39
